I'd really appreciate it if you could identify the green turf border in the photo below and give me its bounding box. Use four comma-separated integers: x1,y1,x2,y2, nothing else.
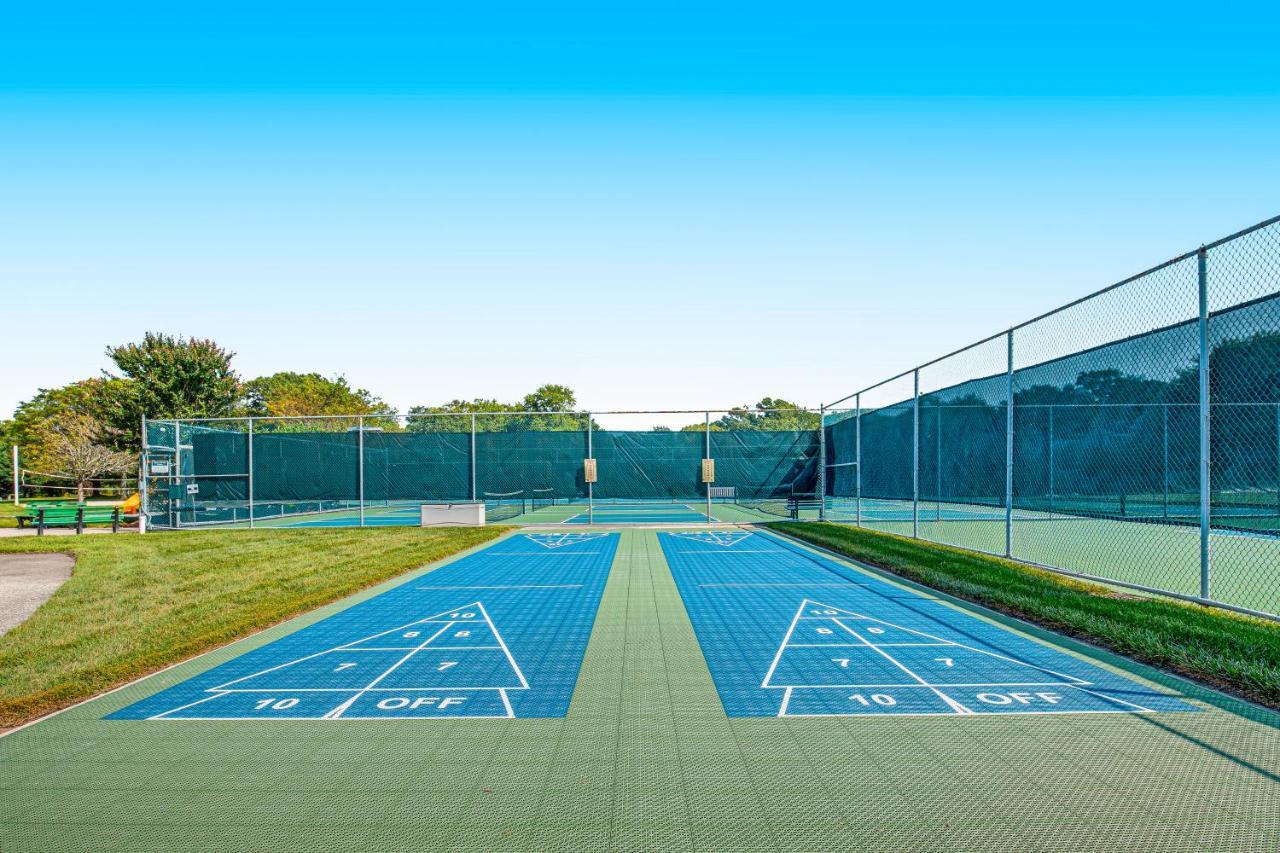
766,522,1280,719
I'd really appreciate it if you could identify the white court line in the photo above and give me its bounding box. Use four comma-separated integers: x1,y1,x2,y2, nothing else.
786,642,951,648
838,622,974,715
415,584,584,589
699,582,873,587
498,688,515,717
1069,686,1155,713
324,622,456,719
149,691,230,720
757,680,1090,689
479,601,530,690
760,600,808,688
815,604,1093,687
780,708,1159,718
207,605,488,691
777,686,794,717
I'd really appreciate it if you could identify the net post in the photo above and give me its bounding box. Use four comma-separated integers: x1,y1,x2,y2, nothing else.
705,411,712,524
470,413,477,502
912,368,920,539
587,413,594,525
855,393,862,527
1005,330,1014,558
818,406,827,521
358,416,365,527
247,417,255,529
1197,246,1211,600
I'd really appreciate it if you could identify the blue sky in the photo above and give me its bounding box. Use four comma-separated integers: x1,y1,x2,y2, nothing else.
4,3,1279,427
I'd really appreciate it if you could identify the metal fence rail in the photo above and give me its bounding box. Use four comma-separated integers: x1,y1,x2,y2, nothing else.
140,408,824,531
824,214,1280,620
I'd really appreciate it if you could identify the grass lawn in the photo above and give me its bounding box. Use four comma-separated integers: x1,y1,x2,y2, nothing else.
770,521,1280,710
0,502,22,528
0,527,507,727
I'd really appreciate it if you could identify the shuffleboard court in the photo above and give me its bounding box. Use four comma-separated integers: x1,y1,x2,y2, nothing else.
661,530,1198,718
563,502,714,524
109,531,617,720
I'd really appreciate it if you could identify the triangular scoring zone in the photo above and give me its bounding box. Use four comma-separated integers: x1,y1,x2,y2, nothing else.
762,598,1090,690
668,530,755,547
207,601,512,693
523,532,609,549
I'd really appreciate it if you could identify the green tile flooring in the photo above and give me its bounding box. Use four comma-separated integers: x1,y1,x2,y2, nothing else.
2,529,1278,851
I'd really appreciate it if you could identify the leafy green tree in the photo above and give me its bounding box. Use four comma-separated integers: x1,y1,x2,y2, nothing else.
103,333,241,449
39,411,136,502
10,380,135,461
679,397,820,431
242,373,396,429
407,385,590,432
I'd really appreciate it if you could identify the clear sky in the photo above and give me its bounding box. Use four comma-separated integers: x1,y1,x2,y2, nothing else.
4,2,1279,428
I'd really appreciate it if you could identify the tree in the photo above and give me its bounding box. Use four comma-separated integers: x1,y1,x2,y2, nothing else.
103,333,241,449
10,379,136,460
679,397,820,431
0,419,14,499
40,411,136,502
242,373,396,425
407,385,590,432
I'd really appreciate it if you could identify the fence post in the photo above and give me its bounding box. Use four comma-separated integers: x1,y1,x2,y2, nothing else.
137,414,147,533
1162,404,1169,518
935,403,942,521
11,444,19,506
357,416,365,527
1048,406,1055,517
173,419,182,529
818,406,827,521
470,413,477,502
1005,330,1015,558
247,417,255,529
1197,247,1211,600
587,413,594,525
704,412,713,523
855,393,862,527
912,368,920,539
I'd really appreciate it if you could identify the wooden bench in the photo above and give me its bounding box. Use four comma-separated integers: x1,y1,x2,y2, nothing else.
16,506,123,535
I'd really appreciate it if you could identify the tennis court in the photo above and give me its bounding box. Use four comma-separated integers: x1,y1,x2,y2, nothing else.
3,527,1277,851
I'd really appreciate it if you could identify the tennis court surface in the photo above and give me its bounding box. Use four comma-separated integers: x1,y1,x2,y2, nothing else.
3,529,1278,851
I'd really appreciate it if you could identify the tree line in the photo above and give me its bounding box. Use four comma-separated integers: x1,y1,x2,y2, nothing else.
1,332,817,496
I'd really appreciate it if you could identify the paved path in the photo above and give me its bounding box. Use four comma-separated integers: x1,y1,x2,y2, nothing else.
0,553,73,636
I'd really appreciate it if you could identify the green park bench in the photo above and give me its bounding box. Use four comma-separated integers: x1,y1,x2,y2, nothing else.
15,505,125,536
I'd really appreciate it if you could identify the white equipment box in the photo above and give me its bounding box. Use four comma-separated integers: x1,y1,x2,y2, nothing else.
419,503,486,527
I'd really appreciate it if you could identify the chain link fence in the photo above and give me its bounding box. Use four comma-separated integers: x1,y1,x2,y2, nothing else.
824,214,1280,619
141,409,822,530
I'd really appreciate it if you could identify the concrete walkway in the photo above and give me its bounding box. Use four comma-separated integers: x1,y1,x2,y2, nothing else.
0,553,74,636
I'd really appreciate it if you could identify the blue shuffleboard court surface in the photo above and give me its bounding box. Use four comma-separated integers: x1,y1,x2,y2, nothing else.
564,502,713,524
660,531,1198,718
110,532,617,720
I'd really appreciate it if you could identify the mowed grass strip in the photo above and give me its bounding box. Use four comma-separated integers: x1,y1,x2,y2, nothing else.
0,527,506,726
769,522,1280,710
